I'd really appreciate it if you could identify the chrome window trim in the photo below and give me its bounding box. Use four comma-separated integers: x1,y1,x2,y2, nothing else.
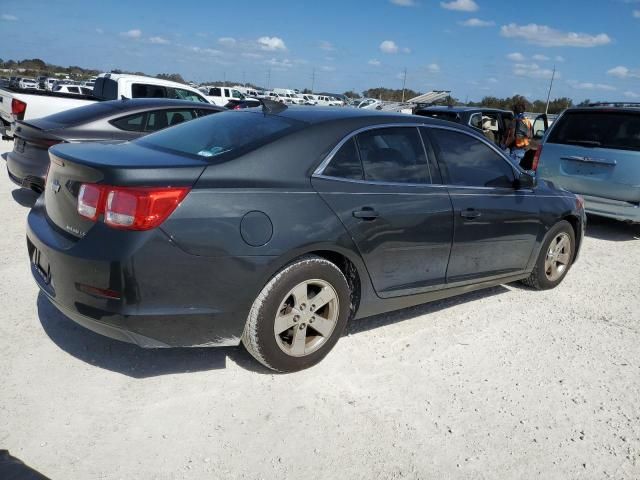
313,122,525,188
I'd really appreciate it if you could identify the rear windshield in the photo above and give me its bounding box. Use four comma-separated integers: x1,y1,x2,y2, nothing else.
416,111,460,123
137,111,304,161
548,111,640,151
36,102,119,127
93,77,118,100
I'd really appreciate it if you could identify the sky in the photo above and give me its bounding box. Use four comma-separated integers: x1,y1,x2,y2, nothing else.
1,0,639,102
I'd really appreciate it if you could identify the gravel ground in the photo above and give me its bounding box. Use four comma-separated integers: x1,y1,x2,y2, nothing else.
0,138,638,480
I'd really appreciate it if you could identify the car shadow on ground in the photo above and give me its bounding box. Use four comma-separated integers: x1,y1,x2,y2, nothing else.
11,188,39,208
37,285,511,377
347,285,509,335
586,215,640,242
36,293,273,378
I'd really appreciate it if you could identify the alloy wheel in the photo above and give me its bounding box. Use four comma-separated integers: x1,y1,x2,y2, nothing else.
544,232,571,281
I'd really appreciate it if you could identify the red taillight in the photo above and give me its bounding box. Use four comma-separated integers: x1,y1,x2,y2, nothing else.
531,144,543,171
77,184,190,230
11,99,27,120
77,184,105,221
233,105,242,110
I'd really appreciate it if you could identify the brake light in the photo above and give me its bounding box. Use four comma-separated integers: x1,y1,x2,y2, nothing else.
532,144,543,171
11,99,27,120
77,184,190,230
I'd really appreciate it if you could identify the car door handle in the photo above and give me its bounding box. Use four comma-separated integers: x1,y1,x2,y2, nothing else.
352,207,380,220
460,208,481,220
561,156,616,166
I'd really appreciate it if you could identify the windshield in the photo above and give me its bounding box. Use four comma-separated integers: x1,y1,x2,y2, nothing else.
137,110,305,161
547,111,640,151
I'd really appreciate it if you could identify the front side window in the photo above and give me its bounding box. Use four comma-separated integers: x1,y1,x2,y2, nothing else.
430,129,515,188
323,138,363,180
167,87,207,103
469,113,482,130
356,127,430,184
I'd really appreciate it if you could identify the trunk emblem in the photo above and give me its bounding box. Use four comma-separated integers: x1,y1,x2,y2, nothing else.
51,180,61,193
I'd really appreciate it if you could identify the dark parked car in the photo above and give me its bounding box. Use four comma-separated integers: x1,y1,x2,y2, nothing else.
225,98,261,109
6,98,224,192
27,105,585,372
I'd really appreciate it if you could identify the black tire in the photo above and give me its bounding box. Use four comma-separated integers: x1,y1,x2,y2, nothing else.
521,220,575,290
242,256,351,372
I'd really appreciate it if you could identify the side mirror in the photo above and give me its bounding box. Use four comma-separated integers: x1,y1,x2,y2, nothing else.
516,172,536,189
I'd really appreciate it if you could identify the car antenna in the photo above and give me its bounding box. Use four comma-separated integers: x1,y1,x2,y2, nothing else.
258,98,288,114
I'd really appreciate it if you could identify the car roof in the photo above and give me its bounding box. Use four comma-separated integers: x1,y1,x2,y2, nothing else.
268,105,453,126
565,106,640,114
99,98,224,111
417,106,511,114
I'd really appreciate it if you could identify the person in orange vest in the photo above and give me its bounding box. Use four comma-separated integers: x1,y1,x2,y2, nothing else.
505,100,533,163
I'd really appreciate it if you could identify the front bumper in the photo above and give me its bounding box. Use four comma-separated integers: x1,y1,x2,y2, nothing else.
583,194,640,223
27,201,273,348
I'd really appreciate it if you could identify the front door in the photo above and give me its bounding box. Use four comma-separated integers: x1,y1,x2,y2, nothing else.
312,126,454,297
425,127,542,284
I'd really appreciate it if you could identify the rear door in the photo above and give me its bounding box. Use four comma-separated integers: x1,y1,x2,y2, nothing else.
312,126,453,297
538,110,640,203
426,127,541,283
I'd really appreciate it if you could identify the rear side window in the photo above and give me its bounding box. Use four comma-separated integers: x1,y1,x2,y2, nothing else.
356,127,430,184
137,111,303,161
167,87,208,103
547,111,640,151
323,138,363,180
112,113,146,132
430,129,514,188
132,84,166,98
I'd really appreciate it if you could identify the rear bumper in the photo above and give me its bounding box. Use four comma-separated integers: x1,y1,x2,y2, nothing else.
6,149,47,191
583,194,640,223
27,202,273,348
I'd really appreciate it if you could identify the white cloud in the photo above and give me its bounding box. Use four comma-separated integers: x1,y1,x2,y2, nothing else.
513,63,557,79
390,0,417,6
241,52,263,59
555,55,565,63
568,81,616,91
607,65,640,79
427,63,441,73
440,0,478,11
368,59,381,66
266,58,293,68
319,40,334,51
634,10,640,17
380,40,399,54
189,46,223,56
488,77,498,83
402,47,412,53
257,36,287,51
459,18,495,27
506,52,525,62
501,23,611,47
1,14,17,21
96,28,104,34
218,37,236,47
120,29,142,39
321,66,336,72
149,36,169,45
533,54,549,61
624,91,640,98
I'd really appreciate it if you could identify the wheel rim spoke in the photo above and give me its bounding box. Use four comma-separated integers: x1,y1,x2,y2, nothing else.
557,252,570,265
309,315,333,337
290,283,309,308
290,325,307,355
544,232,571,281
274,312,297,335
309,287,333,311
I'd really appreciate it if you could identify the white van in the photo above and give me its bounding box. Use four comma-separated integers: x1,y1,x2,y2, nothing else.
273,88,304,105
233,86,260,99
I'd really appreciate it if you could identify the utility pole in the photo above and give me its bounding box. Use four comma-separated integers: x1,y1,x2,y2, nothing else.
223,71,226,87
545,65,556,115
311,68,316,94
266,68,271,90
401,67,407,102
242,71,245,87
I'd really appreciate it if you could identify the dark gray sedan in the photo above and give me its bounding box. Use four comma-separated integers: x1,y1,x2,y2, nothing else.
27,105,585,372
6,98,224,192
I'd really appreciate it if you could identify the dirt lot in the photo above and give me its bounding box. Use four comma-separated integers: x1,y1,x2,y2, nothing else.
0,138,638,479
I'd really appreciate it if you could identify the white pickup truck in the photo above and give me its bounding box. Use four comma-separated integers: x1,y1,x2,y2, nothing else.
0,73,210,139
